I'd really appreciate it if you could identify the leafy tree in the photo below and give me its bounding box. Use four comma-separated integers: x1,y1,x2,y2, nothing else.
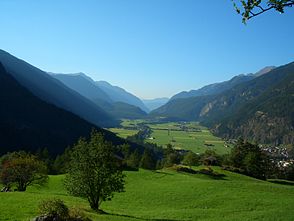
285,163,294,181
0,151,48,191
201,150,221,166
125,149,141,170
232,0,294,23
52,147,71,174
183,151,200,168
65,130,125,212
140,148,157,170
230,139,268,179
162,145,181,167
121,144,132,159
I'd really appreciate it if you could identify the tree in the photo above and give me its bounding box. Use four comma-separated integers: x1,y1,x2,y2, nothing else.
162,145,181,167
52,147,71,174
125,149,141,170
140,148,157,170
232,0,294,23
0,151,48,191
230,139,268,179
65,130,125,212
183,151,200,168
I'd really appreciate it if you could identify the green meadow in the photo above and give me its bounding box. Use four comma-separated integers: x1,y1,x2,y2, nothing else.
1,168,294,221
109,120,231,154
108,128,138,139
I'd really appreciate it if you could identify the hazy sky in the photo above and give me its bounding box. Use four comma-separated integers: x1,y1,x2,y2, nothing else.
0,0,293,99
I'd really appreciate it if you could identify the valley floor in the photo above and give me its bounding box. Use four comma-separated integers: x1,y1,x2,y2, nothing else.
109,120,231,154
1,167,294,221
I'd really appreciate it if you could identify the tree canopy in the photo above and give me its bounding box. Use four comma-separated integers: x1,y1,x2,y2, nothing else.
232,0,294,22
0,151,48,191
229,139,268,179
65,130,125,212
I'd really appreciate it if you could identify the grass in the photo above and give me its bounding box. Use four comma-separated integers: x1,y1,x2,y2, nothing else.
147,128,229,154
108,128,138,139
108,120,231,154
1,168,294,221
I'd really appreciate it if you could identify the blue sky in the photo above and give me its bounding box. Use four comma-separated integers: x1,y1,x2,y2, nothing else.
0,0,293,99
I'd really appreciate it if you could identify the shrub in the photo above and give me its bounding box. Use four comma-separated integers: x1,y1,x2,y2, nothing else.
38,198,69,219
68,206,89,220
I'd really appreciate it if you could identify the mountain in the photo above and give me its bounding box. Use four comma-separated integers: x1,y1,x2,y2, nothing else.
142,98,169,111
171,74,255,100
0,62,125,155
151,62,294,145
202,62,294,145
51,73,112,102
101,102,147,120
254,66,276,77
53,73,147,119
149,96,211,121
0,50,117,128
96,81,149,113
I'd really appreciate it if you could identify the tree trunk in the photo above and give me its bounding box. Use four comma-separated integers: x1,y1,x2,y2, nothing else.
89,197,100,211
17,182,27,191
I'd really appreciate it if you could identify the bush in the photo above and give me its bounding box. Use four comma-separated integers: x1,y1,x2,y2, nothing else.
68,207,91,221
199,167,226,179
175,165,197,174
38,199,69,219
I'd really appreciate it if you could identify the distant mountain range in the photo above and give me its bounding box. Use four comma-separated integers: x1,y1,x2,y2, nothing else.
52,73,148,119
96,80,149,113
0,48,292,146
142,98,169,111
151,64,293,145
0,50,117,128
170,66,275,100
0,62,126,155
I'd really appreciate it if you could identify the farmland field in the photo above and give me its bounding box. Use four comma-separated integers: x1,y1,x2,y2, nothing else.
108,127,138,139
1,168,294,221
109,120,231,154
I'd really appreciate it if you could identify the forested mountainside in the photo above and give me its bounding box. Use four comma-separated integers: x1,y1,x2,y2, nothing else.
0,62,126,155
53,73,147,119
96,80,149,112
152,62,294,145
170,66,275,100
0,50,117,127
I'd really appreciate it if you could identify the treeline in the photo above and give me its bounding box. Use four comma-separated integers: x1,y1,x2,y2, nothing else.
1,129,294,189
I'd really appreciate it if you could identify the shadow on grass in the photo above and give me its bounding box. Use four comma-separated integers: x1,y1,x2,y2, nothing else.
268,180,294,186
151,170,175,179
174,166,227,180
106,212,186,221
198,170,226,180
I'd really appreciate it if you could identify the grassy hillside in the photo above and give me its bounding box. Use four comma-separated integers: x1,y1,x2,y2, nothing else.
1,168,293,221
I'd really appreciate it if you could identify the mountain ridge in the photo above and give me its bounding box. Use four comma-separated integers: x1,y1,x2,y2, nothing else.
0,62,124,155
53,73,147,119
151,62,294,145
0,49,117,128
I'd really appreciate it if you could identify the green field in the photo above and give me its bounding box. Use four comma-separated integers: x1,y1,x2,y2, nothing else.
1,168,294,221
109,120,231,154
108,128,138,139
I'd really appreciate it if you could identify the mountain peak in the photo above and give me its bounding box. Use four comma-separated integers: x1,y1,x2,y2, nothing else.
254,66,276,77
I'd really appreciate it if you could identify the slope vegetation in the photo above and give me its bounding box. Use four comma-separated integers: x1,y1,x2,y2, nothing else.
1,168,293,221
